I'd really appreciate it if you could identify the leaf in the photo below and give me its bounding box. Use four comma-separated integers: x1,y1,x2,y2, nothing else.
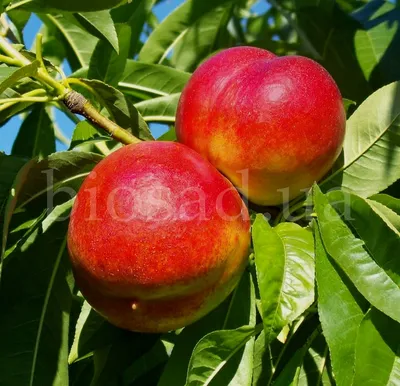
0,200,73,386
321,81,400,197
78,79,153,140
314,220,367,386
18,0,127,12
353,308,400,385
314,185,400,323
12,105,56,159
159,273,254,386
210,271,256,386
88,23,130,86
297,334,332,386
171,3,233,72
0,157,34,282
327,190,400,285
90,332,159,386
294,2,371,102
135,93,180,123
0,61,39,94
118,60,191,98
72,11,119,53
185,325,261,386
273,328,322,386
370,193,400,216
68,301,122,364
11,151,102,213
0,153,26,216
139,0,233,65
111,0,153,56
41,14,98,70
252,216,314,342
70,121,110,149
353,1,400,87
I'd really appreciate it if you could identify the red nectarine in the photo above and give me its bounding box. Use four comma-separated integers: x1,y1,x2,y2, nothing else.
67,142,250,333
176,46,346,205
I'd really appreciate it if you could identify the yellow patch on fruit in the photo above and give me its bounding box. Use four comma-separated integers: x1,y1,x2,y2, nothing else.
208,133,239,167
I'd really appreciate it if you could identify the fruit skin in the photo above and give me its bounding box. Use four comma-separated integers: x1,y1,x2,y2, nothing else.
67,141,250,333
176,46,346,205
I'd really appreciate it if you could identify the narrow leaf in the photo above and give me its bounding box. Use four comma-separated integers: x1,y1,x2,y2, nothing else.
321,81,400,197
0,61,39,94
12,105,56,159
252,216,314,342
0,201,73,386
70,121,110,149
118,60,190,98
73,11,119,53
327,190,400,285
353,308,400,385
139,0,233,64
88,23,130,86
135,93,180,123
314,185,400,323
315,221,367,386
185,325,261,386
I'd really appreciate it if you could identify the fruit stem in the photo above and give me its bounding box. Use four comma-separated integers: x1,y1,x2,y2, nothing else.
0,34,141,146
64,91,141,145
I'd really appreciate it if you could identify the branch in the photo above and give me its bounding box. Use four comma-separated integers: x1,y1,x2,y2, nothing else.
0,35,141,146
64,91,141,145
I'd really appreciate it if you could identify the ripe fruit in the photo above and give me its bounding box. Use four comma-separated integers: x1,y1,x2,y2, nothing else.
176,46,346,205
67,142,250,333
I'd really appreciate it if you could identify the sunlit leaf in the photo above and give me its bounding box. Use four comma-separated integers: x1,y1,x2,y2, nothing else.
252,216,314,342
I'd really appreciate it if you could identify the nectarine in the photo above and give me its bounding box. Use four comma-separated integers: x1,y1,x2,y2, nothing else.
176,46,346,205
68,142,250,333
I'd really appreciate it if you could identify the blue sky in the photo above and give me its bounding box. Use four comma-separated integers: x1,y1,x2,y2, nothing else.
0,0,267,155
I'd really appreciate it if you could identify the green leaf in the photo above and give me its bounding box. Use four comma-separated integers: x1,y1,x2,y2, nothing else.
171,3,233,72
370,193,400,216
12,105,56,159
158,127,177,141
90,332,159,386
159,273,254,386
72,11,119,53
119,60,191,98
321,81,400,197
7,9,31,43
0,153,26,217
10,151,102,213
139,0,234,65
353,308,400,385
41,14,98,70
68,301,122,364
185,325,261,386
273,328,322,386
314,185,400,323
18,0,127,12
252,216,314,342
0,61,39,94
314,220,367,386
135,93,180,124
353,1,400,87
297,335,332,386
0,200,73,386
111,0,153,56
210,271,256,386
294,3,371,102
79,79,153,140
88,23,130,86
70,121,110,149
0,156,32,280
327,190,400,285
